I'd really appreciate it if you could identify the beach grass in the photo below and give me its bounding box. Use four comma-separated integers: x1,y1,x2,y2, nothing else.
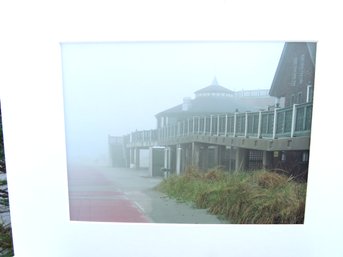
156,167,307,224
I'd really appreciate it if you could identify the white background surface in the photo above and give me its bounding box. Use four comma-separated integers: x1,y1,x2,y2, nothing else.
0,0,342,257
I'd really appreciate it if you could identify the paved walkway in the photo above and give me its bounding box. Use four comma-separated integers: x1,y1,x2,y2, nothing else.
68,165,225,224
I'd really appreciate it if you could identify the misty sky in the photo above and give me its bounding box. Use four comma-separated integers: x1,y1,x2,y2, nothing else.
61,41,284,163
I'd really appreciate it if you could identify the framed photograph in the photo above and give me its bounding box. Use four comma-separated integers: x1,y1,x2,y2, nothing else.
1,1,342,256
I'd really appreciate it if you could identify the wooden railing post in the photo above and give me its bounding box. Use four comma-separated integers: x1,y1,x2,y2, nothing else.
272,108,279,139
184,120,187,135
233,112,237,137
291,104,298,137
186,119,189,135
203,117,206,134
257,111,262,138
184,120,186,136
198,116,200,134
244,112,248,137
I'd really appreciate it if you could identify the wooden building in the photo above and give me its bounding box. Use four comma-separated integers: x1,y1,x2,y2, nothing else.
110,42,316,181
269,42,316,107
268,42,316,180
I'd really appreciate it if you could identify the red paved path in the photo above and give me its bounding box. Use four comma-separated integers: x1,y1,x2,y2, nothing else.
68,166,149,223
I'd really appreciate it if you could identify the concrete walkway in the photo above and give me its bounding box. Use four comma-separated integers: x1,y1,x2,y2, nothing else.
68,166,225,224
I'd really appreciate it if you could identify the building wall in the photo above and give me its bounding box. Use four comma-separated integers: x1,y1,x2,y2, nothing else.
271,150,309,181
271,43,316,107
282,48,315,107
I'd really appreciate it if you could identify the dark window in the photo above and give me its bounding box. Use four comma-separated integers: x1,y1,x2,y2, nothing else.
298,54,305,85
290,57,298,86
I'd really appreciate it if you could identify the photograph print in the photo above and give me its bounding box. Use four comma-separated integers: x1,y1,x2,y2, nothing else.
61,41,316,224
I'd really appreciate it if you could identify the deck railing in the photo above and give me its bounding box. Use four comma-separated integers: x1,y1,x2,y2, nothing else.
125,102,312,146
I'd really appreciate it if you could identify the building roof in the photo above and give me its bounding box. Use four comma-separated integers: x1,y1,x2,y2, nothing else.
194,77,234,96
156,78,273,118
155,92,256,118
269,42,316,98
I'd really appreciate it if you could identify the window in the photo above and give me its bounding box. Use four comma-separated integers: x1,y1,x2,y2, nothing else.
290,56,298,86
298,54,305,85
281,152,286,161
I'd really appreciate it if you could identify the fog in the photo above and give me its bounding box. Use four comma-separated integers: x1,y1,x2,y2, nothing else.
60,42,284,165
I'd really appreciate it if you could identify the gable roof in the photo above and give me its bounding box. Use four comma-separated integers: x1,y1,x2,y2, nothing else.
269,42,316,97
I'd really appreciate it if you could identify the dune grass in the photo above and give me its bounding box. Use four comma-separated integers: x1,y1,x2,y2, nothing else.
156,167,307,224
